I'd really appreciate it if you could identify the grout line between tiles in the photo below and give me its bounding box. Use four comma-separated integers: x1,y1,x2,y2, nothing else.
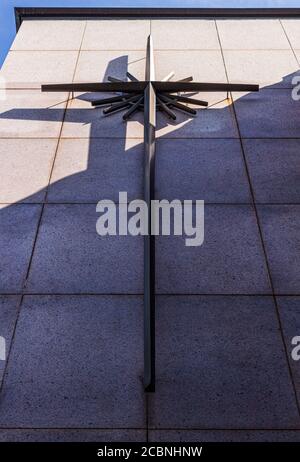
0,426,298,431
3,136,300,140
1,293,300,297
7,48,300,52
0,293,298,297
279,19,300,67
2,202,300,206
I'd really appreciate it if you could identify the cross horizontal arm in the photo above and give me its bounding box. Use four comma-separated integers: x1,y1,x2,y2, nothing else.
42,81,259,95
153,81,259,93
41,82,147,93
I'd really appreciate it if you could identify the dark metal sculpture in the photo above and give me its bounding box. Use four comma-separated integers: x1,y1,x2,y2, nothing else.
41,35,259,392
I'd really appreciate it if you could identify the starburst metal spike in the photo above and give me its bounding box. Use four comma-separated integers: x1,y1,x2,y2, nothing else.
159,94,197,116
103,102,131,115
91,94,138,107
162,71,175,82
126,72,139,82
163,94,208,107
123,95,144,120
177,76,193,82
103,94,141,115
107,76,125,83
156,95,177,120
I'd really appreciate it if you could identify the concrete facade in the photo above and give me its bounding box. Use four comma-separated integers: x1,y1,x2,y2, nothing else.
0,16,300,442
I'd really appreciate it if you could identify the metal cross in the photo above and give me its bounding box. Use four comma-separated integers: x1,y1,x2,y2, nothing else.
41,35,259,392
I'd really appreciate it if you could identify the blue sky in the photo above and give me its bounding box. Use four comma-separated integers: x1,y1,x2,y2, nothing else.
1,0,300,66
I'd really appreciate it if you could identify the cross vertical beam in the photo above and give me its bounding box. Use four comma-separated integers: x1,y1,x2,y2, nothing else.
145,35,155,82
143,82,156,392
144,35,156,392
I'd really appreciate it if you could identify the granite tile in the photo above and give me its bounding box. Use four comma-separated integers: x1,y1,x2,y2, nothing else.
0,51,78,88
0,296,20,383
281,19,300,51
0,139,57,203
223,50,299,89
26,204,143,294
74,51,146,83
154,50,226,82
293,50,300,68
49,138,143,203
11,20,86,51
151,19,220,50
156,205,271,294
244,139,300,203
156,93,238,139
257,205,300,294
82,19,150,50
0,204,42,293
277,296,300,405
0,90,68,138
156,139,250,203
149,295,300,428
0,295,145,427
233,89,300,138
217,19,290,50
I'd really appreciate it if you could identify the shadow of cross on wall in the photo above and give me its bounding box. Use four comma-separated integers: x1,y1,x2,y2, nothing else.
0,52,233,295
0,61,300,297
